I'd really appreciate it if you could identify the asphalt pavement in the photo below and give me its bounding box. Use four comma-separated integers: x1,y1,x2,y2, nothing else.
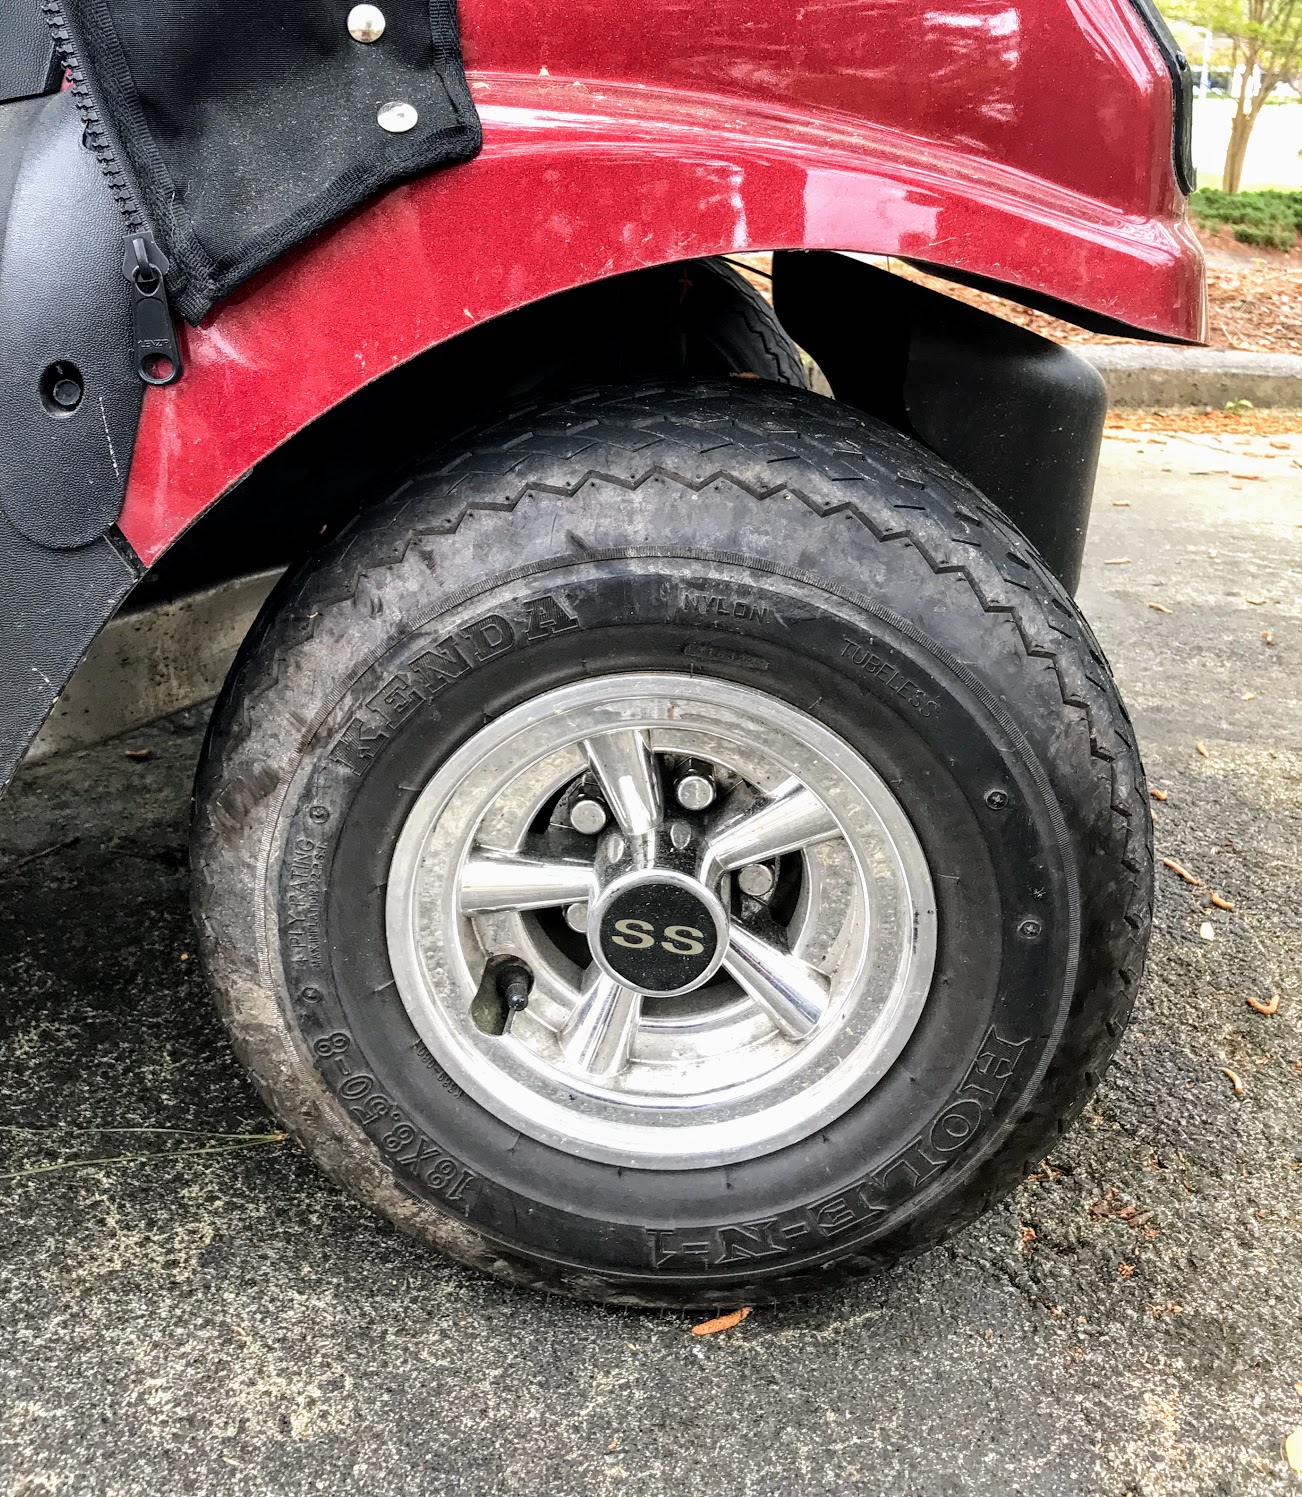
1,430,1299,1497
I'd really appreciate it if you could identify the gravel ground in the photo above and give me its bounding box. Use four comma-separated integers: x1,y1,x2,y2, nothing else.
0,432,1299,1497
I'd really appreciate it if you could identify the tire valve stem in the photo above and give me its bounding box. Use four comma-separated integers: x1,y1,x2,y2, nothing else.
497,963,533,1013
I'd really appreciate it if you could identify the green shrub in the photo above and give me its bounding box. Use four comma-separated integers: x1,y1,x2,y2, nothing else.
1232,221,1297,249
1189,188,1302,248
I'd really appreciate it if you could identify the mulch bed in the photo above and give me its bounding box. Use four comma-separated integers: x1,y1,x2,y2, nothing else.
1104,408,1302,436
890,236,1302,357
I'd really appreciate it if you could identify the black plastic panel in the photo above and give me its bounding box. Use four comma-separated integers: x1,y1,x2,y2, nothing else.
0,91,144,549
0,513,138,792
0,0,61,104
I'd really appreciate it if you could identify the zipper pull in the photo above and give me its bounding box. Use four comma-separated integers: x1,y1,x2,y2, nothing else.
122,234,183,386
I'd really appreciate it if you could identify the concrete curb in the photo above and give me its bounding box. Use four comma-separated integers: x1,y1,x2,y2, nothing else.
1079,346,1302,409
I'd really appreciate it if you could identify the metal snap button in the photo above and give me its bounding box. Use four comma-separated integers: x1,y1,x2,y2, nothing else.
377,101,418,133
347,4,386,42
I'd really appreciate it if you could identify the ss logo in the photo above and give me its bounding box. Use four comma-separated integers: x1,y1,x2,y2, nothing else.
611,919,706,956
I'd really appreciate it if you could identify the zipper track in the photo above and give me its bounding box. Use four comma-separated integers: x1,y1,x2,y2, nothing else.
39,0,183,384
40,0,145,235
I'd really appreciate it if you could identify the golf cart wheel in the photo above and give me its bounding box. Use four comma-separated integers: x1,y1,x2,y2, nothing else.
192,381,1152,1307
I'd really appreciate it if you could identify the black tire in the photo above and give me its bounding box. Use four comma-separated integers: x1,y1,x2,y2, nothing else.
192,381,1151,1307
679,258,808,387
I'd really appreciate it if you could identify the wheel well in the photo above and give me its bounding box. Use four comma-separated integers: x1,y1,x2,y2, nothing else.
131,248,1107,611
129,257,805,608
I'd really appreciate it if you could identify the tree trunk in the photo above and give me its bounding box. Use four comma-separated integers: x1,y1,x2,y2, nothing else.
1223,95,1256,193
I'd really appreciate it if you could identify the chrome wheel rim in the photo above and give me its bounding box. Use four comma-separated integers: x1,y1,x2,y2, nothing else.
385,673,937,1169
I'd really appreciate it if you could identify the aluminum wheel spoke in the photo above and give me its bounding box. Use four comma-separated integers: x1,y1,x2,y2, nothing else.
459,851,596,914
559,969,642,1078
724,924,829,1039
700,777,839,887
582,729,663,837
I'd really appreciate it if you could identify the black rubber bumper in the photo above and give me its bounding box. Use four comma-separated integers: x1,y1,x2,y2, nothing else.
773,251,1108,594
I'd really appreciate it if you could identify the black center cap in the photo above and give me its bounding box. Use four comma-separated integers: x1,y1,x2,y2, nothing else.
595,878,722,995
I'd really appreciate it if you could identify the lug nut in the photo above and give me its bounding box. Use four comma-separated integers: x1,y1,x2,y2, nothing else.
737,863,776,898
569,797,608,835
675,772,716,811
564,901,589,932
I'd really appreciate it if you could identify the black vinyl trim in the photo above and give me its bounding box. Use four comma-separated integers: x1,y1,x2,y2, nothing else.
1127,0,1196,196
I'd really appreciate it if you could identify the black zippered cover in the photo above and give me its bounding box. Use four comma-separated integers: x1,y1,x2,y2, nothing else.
44,0,482,324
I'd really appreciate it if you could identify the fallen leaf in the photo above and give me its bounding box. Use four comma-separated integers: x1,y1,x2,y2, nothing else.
1118,1262,1135,1279
1230,474,1262,481
1195,741,1209,757
1294,1382,1302,1398
1089,1188,1130,1218
124,747,153,761
1247,992,1281,1016
1210,892,1235,910
1199,921,1215,941
1112,500,1132,507
1104,558,1132,566
1221,1067,1245,1098
1148,602,1174,614
1150,788,1169,801
1241,691,1257,701
1261,630,1275,645
691,1307,751,1337
1162,858,1201,886
1285,1428,1302,1474
1245,596,1267,605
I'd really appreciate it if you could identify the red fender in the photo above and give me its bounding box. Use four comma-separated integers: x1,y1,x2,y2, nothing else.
118,0,1205,567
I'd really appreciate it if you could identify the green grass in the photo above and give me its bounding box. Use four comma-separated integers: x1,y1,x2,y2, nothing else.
1190,188,1302,250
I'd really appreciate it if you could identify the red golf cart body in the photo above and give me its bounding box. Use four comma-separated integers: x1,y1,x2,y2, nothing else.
118,0,1204,567
0,0,1204,789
